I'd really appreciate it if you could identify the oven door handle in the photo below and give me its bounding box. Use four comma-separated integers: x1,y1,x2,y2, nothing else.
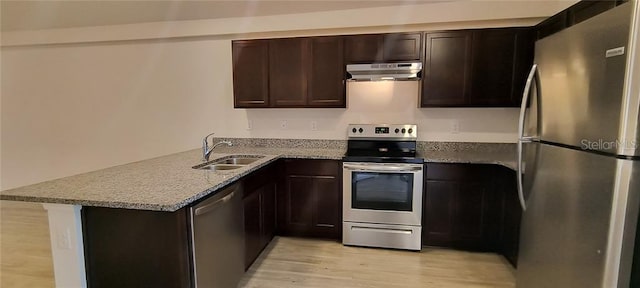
343,163,422,172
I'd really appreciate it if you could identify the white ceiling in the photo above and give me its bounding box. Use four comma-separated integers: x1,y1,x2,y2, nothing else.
0,0,449,31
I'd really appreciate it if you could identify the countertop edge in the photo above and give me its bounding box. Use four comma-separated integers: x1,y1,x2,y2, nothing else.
1,148,515,212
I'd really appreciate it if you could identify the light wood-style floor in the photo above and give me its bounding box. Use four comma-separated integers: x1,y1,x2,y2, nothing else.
239,237,515,288
1,201,515,288
1,201,55,288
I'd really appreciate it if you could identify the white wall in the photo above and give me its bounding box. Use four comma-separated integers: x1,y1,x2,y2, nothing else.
225,81,519,141
0,1,574,190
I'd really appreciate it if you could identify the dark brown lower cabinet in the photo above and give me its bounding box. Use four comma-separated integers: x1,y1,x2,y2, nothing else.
423,163,501,251
82,207,193,288
423,163,522,267
278,159,342,239
243,163,278,269
497,166,522,267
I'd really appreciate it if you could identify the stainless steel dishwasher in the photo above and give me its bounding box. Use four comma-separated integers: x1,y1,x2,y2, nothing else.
190,183,244,288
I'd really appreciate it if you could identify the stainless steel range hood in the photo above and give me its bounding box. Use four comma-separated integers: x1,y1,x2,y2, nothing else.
346,62,422,81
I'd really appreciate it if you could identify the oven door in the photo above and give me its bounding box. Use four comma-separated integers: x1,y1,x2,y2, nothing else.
343,162,423,226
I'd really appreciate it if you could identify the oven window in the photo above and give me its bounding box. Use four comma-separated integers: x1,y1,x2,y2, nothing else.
351,172,413,211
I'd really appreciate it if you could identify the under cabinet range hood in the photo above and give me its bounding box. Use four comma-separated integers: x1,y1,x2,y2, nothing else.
346,62,422,81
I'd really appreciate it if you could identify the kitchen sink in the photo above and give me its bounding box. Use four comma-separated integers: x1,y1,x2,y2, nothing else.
192,155,265,171
196,164,244,171
213,156,263,165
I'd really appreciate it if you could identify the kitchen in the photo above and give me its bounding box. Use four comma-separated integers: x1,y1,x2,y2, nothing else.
1,0,639,287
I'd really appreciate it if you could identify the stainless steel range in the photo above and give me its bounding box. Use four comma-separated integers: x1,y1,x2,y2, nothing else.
342,124,423,251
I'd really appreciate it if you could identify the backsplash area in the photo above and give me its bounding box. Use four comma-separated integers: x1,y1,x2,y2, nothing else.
216,81,520,143
214,137,515,153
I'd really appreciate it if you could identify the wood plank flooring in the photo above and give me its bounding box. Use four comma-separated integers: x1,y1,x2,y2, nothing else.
1,201,515,287
239,237,515,288
1,201,55,288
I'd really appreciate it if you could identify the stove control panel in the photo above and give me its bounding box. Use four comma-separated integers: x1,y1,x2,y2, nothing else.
347,124,417,139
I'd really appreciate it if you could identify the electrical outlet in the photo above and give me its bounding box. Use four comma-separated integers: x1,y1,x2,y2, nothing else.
451,120,460,134
310,121,318,131
280,120,287,129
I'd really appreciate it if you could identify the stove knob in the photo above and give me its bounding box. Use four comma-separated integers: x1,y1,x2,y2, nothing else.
401,128,406,134
394,128,400,134
352,128,357,133
358,128,364,133
408,128,413,134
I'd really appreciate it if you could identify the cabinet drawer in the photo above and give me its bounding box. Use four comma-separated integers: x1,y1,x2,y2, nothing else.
284,159,341,177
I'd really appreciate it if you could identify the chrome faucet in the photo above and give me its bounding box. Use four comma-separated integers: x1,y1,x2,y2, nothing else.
202,133,233,162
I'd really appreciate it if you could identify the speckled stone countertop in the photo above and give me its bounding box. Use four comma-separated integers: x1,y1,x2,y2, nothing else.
0,138,515,212
0,146,345,211
418,142,517,170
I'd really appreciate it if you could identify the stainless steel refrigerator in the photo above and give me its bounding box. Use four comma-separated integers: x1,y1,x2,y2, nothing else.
517,2,640,288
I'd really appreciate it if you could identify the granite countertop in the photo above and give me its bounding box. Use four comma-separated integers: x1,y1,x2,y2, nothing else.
0,138,515,212
421,150,516,170
0,146,345,211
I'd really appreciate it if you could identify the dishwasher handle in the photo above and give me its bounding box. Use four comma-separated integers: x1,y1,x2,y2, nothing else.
194,189,237,216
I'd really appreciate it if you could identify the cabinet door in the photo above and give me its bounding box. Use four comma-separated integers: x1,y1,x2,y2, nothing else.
232,40,269,108
282,176,315,233
308,36,346,107
269,38,308,107
423,164,501,251
261,182,277,246
383,33,422,61
423,180,456,245
312,176,342,239
498,167,521,268
470,29,532,107
345,34,384,63
421,32,473,107
243,190,262,270
278,159,341,239
453,181,493,248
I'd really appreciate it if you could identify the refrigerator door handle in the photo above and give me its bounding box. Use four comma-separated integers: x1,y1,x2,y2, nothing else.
518,64,538,142
517,64,539,211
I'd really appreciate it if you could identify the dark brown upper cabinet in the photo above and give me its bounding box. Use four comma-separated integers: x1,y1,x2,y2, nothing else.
345,32,422,63
345,34,384,63
421,31,473,107
470,28,534,107
383,33,422,61
536,10,568,40
232,40,270,108
568,0,617,26
308,36,346,107
421,28,534,107
232,36,346,108
269,38,309,107
536,0,624,40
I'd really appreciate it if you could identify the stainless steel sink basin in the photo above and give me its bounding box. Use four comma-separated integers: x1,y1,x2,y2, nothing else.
213,156,263,165
192,155,264,171
196,164,244,171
